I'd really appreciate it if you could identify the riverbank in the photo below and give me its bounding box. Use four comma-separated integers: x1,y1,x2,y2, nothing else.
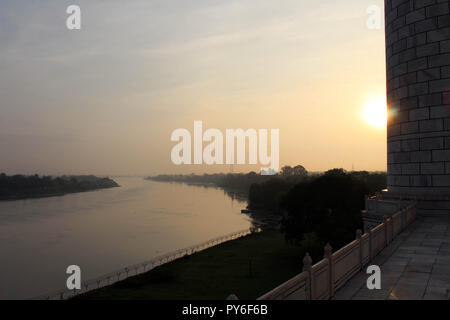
75,229,304,300
0,174,119,201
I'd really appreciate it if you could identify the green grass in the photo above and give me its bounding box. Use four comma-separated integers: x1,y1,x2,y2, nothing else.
77,230,305,300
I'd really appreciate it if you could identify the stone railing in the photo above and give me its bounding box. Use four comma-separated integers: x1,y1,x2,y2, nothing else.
256,201,417,300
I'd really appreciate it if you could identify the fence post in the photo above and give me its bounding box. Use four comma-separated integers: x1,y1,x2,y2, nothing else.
356,229,363,270
303,253,313,300
369,228,373,261
324,243,334,298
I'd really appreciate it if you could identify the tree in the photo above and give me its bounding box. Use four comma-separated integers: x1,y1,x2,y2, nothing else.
280,166,294,176
293,165,308,177
280,169,364,249
281,165,308,177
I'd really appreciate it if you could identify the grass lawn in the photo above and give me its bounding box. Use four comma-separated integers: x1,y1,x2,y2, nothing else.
77,229,305,300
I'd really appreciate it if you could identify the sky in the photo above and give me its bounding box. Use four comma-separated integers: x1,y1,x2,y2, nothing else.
0,0,387,176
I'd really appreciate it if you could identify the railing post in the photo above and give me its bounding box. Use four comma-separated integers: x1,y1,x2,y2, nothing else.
369,228,373,261
414,201,418,220
390,216,394,242
405,207,408,227
324,243,334,298
382,215,389,247
303,253,313,300
401,209,406,231
405,207,409,226
356,229,363,269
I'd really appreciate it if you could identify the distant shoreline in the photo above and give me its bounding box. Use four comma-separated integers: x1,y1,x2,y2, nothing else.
145,177,249,202
0,174,119,202
0,185,119,202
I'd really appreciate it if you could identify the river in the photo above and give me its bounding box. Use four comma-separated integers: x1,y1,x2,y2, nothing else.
0,177,252,299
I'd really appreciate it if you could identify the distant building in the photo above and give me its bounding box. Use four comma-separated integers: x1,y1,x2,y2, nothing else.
260,168,277,176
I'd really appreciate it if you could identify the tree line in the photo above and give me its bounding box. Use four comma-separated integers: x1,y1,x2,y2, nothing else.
0,173,119,201
148,166,387,262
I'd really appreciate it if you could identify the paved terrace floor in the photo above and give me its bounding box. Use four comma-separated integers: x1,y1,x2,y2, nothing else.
334,217,450,300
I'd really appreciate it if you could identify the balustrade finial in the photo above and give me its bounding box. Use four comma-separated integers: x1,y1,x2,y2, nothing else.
303,252,312,271
324,243,332,259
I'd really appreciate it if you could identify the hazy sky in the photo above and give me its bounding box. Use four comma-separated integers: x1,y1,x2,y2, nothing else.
0,0,387,176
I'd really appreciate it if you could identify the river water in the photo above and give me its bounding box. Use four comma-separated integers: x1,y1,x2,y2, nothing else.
0,177,251,299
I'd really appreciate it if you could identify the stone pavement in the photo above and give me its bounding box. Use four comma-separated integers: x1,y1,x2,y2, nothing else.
334,217,450,300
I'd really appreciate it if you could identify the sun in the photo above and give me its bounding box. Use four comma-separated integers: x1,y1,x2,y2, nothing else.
364,98,387,128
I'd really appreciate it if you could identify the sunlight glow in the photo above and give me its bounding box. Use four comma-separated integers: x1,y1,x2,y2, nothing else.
364,98,387,128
